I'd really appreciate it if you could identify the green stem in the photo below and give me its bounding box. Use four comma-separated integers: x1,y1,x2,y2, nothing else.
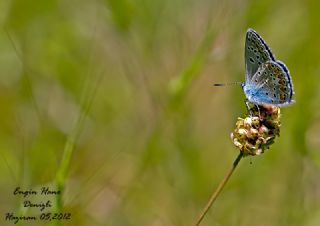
193,152,243,226
53,73,102,226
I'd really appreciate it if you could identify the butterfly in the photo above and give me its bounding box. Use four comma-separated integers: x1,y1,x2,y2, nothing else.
242,28,294,106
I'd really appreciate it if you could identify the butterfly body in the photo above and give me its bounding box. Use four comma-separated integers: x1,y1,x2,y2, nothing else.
242,29,294,106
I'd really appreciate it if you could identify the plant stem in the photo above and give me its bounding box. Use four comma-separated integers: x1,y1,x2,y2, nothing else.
193,152,243,226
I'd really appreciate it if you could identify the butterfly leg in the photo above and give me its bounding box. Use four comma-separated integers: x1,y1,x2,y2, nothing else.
255,104,261,118
245,99,253,116
245,99,261,117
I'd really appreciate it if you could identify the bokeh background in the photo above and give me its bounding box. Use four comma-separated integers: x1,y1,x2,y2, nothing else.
0,0,320,225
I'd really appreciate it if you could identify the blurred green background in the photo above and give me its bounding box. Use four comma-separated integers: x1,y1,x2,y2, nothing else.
1,0,320,225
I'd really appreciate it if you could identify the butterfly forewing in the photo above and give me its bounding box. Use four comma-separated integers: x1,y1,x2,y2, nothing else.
245,29,275,81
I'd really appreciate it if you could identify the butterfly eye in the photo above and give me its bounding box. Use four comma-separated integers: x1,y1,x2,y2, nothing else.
249,57,255,63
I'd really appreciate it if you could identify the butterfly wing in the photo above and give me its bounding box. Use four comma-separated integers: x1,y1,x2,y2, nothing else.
245,29,275,81
244,61,294,106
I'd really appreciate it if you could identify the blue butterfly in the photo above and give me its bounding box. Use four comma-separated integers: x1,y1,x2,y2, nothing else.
242,28,294,106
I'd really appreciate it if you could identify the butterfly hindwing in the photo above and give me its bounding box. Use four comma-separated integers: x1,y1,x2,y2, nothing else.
245,61,293,106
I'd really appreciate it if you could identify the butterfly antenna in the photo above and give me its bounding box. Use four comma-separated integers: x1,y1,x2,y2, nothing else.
213,82,243,87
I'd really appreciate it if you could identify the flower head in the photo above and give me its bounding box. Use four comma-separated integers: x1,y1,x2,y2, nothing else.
231,104,281,156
